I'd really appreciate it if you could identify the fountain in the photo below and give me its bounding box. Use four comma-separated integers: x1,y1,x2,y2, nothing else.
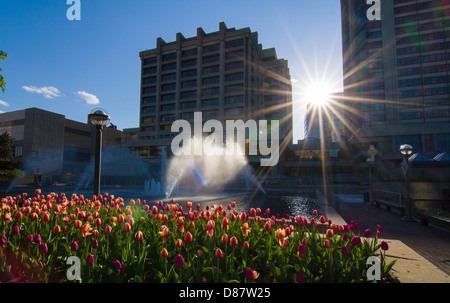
163,136,266,198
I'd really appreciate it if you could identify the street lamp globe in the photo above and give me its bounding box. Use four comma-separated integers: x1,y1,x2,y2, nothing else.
88,108,110,127
399,144,413,156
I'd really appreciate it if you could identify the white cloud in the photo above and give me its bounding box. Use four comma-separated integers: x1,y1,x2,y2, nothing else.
0,100,9,107
22,85,61,99
76,91,100,105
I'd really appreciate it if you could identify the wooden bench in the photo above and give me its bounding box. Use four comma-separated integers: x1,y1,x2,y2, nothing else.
375,199,405,217
417,211,450,229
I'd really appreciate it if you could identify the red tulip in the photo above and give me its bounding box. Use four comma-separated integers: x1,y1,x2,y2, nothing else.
243,241,249,250
104,225,112,235
54,225,61,233
230,236,238,247
327,229,334,238
215,248,223,258
312,210,318,216
135,231,143,242
123,222,131,233
222,233,229,244
184,231,193,244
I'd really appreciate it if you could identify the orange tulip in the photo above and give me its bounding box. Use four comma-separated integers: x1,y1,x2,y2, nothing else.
82,223,93,237
74,220,82,229
158,225,170,243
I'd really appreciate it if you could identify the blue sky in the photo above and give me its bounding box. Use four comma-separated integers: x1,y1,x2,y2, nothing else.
0,0,344,141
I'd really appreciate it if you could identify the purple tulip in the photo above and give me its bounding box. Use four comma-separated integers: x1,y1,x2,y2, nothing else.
12,225,20,235
364,228,371,238
341,245,349,255
245,268,254,280
91,239,98,249
33,234,41,244
71,241,78,252
351,236,362,246
381,240,389,251
39,242,48,254
86,253,94,267
26,234,33,243
175,254,184,269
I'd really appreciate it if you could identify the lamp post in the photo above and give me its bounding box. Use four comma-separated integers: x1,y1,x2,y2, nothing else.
399,144,414,221
88,108,110,197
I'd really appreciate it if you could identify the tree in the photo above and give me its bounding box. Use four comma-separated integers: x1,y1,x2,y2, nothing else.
0,131,15,161
0,51,8,93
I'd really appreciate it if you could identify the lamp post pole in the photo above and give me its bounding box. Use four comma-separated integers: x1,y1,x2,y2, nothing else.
93,125,103,197
400,144,414,221
88,109,110,198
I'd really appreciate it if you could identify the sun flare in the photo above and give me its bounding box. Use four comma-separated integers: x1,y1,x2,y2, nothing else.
303,81,333,106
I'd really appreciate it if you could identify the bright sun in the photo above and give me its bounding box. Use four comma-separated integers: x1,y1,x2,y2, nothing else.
303,82,333,106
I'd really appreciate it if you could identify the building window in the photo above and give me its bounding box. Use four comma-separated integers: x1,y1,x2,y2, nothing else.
143,57,157,65
202,99,219,107
181,112,195,120
203,44,219,54
181,91,197,99
182,48,197,58
162,63,176,71
162,73,176,81
142,106,156,114
143,87,156,95
399,111,423,120
203,110,218,120
162,53,177,62
144,67,157,75
225,61,243,71
160,114,176,122
225,84,243,94
143,77,156,85
202,87,219,97
182,59,197,68
14,146,23,158
142,116,156,124
141,126,155,132
203,55,220,64
161,83,176,91
182,69,197,78
161,94,176,102
225,72,244,82
160,125,172,131
225,50,244,60
225,95,243,105
181,101,197,110
160,104,176,112
202,76,219,86
142,96,156,104
181,80,197,89
225,39,244,49
203,65,220,75
225,107,244,117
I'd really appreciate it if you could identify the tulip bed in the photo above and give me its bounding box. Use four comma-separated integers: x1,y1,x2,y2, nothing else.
0,190,396,283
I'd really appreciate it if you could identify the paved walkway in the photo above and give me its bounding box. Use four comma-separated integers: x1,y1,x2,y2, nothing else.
332,193,450,280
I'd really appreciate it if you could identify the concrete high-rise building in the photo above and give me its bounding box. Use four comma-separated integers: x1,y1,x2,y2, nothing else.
340,0,450,160
131,22,293,174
